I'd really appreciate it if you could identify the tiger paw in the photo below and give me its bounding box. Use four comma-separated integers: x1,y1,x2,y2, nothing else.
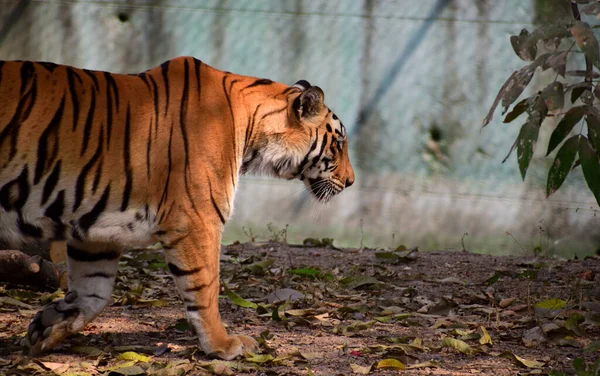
208,334,259,360
26,291,85,355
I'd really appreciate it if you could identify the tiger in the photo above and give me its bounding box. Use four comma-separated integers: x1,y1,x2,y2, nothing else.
0,56,354,360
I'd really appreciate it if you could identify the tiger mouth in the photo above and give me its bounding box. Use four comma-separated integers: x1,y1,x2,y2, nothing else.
308,178,344,202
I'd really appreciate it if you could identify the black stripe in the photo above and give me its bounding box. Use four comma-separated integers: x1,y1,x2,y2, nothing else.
19,61,34,96
67,245,119,262
222,75,237,164
78,184,110,232
138,72,152,91
148,75,160,135
259,105,288,122
121,105,133,211
186,305,206,311
104,72,113,149
0,166,29,210
92,159,103,194
41,160,61,205
17,217,42,238
74,127,103,211
245,78,273,89
38,61,58,73
161,60,170,116
83,272,114,278
0,74,37,163
313,133,328,164
193,58,201,96
45,189,65,219
208,178,226,224
296,129,319,175
158,202,176,224
82,69,99,90
179,60,200,217
167,262,202,277
34,96,65,185
157,125,173,215
146,118,152,179
66,68,81,131
105,72,120,111
282,86,297,95
80,89,96,156
185,284,207,292
244,104,261,151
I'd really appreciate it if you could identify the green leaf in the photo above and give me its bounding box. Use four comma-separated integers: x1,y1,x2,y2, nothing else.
288,267,322,279
571,21,600,67
517,120,540,180
572,86,588,104
541,81,564,111
376,359,405,370
586,114,600,151
547,106,585,155
574,358,586,372
223,284,257,309
503,99,528,123
441,337,475,355
485,271,503,285
579,136,600,206
565,312,586,336
547,135,580,197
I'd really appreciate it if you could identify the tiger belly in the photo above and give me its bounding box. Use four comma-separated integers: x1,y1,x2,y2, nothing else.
0,204,156,249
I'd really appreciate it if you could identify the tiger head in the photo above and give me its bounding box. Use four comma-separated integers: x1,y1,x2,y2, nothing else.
290,80,354,202
242,79,354,202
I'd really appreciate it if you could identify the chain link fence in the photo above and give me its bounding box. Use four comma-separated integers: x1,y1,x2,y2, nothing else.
1,0,598,255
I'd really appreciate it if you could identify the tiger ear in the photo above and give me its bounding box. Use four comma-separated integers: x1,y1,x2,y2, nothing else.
293,84,325,120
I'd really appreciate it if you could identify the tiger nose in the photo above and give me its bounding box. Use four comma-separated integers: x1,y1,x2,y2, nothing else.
345,176,354,188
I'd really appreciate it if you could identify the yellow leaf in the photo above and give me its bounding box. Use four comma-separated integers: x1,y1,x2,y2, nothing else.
350,363,372,374
498,351,545,368
534,298,566,310
244,353,274,364
407,360,441,369
480,326,493,345
376,358,405,370
441,337,475,355
116,351,151,363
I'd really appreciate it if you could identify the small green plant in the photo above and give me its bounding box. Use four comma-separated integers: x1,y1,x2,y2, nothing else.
484,1,600,206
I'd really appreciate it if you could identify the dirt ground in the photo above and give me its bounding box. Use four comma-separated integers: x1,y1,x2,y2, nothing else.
0,241,599,375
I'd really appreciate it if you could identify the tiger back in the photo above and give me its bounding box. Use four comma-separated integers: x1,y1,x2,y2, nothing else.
0,56,354,360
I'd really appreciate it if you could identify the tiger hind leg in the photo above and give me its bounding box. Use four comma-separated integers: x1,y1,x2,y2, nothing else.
27,242,120,354
161,228,258,360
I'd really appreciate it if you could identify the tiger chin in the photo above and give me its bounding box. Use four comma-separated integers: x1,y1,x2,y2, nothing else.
0,57,354,360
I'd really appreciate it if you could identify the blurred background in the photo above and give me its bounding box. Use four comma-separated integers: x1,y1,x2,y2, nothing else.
0,0,598,256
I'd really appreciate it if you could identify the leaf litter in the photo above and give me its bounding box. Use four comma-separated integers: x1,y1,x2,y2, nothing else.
0,242,599,375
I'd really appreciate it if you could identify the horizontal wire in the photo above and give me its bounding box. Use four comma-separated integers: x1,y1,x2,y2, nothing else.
14,0,537,25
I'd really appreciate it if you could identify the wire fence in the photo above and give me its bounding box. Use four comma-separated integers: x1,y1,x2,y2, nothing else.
0,0,597,255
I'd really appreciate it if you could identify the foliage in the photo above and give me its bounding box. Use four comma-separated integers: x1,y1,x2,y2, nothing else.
484,1,600,206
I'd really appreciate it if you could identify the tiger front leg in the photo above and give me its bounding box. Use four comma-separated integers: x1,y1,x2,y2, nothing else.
27,242,120,354
161,228,258,360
